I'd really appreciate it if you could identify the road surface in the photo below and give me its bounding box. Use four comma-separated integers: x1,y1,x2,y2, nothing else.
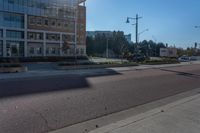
0,64,200,133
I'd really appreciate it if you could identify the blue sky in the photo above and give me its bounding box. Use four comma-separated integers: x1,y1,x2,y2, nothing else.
86,0,200,48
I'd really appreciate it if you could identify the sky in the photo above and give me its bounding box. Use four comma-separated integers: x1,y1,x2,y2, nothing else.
86,0,200,48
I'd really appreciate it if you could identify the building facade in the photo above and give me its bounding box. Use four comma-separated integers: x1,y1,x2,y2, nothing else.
160,48,178,57
124,34,132,44
0,0,86,57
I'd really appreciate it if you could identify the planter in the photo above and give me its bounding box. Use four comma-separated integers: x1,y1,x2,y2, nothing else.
57,63,138,70
0,67,28,73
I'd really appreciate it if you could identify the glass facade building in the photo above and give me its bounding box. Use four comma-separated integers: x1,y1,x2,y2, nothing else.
0,0,86,57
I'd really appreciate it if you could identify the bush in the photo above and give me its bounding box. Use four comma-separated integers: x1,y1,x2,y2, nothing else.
0,63,22,68
58,61,95,66
142,58,180,65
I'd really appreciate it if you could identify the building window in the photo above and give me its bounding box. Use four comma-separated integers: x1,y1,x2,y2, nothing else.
46,33,60,41
29,16,36,25
6,41,24,57
62,34,75,42
6,30,24,39
36,18,42,25
29,47,35,54
28,32,43,40
44,19,48,26
2,12,24,28
36,47,42,54
51,20,56,27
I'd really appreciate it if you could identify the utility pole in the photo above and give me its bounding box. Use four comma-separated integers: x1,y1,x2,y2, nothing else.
126,14,142,54
135,14,142,45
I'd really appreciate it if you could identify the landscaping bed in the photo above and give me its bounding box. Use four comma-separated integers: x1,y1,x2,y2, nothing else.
141,58,180,65
0,56,89,63
58,61,138,70
0,63,28,73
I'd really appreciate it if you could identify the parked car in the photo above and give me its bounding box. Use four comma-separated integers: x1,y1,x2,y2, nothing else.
190,56,198,61
178,56,190,62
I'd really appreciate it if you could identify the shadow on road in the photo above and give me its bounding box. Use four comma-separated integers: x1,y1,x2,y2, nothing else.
0,69,121,99
159,68,200,79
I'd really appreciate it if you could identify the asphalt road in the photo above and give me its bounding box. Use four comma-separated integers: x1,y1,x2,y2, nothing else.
1,64,200,133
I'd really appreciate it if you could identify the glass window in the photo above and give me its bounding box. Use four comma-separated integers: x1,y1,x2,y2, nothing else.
29,47,35,54
36,47,42,54
2,12,24,29
44,19,48,26
6,30,24,39
36,17,42,25
6,41,24,57
28,32,43,40
46,33,60,41
29,16,36,25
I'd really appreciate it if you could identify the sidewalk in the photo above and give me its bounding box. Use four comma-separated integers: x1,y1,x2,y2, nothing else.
89,93,200,133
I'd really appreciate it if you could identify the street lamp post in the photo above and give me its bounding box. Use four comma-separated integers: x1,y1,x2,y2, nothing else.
126,14,142,45
126,14,142,54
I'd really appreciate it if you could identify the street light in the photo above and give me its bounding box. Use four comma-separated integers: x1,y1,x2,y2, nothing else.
126,14,142,45
126,14,142,54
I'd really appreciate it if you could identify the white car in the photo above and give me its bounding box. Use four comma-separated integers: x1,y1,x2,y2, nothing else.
178,56,190,62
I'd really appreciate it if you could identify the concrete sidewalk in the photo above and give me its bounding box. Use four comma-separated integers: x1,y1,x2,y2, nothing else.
89,93,200,133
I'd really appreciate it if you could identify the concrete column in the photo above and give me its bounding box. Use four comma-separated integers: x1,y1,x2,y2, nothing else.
3,28,6,57
24,14,28,57
43,32,46,56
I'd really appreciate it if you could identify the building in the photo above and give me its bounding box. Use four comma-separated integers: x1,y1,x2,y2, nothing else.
87,31,113,38
160,48,177,57
124,34,132,43
0,0,86,58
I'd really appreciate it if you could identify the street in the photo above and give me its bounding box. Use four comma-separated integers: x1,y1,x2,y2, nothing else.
0,64,200,133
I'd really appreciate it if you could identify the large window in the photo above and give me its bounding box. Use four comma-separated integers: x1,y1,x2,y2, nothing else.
1,0,77,19
0,12,24,29
6,41,24,57
6,30,24,39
